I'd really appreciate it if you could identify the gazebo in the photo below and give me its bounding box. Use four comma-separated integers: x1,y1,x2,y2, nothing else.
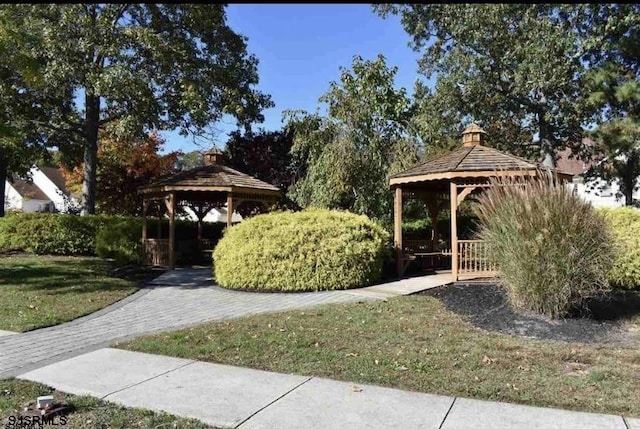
390,124,573,281
138,149,280,269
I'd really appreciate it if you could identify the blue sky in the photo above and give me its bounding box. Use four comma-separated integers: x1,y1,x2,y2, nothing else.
159,4,425,154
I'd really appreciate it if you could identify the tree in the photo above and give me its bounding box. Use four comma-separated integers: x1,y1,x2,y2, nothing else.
585,119,640,206
0,12,77,216
177,150,204,171
284,54,419,223
581,5,640,205
0,4,272,215
223,128,299,213
374,4,589,166
63,131,180,216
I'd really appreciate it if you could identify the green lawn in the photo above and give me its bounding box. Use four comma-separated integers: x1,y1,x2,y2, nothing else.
119,295,640,418
0,255,144,332
0,379,213,428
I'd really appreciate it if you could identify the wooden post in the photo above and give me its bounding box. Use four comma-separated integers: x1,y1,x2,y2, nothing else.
141,198,148,266
142,199,148,241
168,193,176,269
450,182,458,281
226,194,234,228
394,186,403,278
157,201,162,239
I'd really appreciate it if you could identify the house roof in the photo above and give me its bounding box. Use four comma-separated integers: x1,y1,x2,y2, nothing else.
555,139,598,176
139,163,281,195
38,166,80,199
9,178,50,201
390,125,574,186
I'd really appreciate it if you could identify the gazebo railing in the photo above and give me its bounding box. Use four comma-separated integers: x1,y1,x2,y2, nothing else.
142,239,171,267
458,239,496,278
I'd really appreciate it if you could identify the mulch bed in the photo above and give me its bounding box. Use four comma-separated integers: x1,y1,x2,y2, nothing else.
421,281,640,346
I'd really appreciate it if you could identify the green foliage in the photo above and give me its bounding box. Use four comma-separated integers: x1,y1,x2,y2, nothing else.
0,213,226,265
475,175,615,319
585,118,640,206
374,4,590,165
0,213,97,255
213,209,390,292
284,54,420,223
0,4,272,214
95,218,143,265
599,207,640,289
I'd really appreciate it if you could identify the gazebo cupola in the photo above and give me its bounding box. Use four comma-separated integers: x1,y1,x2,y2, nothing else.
203,148,225,166
389,123,573,281
462,123,487,147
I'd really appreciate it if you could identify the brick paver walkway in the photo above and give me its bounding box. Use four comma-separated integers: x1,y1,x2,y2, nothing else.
0,268,373,379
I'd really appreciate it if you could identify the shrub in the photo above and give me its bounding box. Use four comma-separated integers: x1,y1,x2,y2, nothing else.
0,213,226,264
95,217,143,265
599,207,640,289
0,213,97,255
213,209,390,292
474,174,615,319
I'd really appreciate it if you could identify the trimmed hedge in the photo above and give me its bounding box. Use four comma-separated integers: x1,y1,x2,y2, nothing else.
600,207,640,289
213,209,390,292
0,213,225,265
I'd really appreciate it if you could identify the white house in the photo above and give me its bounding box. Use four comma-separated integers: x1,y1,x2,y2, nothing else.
556,143,640,208
181,205,243,223
4,166,81,214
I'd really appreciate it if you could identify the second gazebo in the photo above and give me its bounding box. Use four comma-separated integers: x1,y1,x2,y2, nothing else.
138,149,281,269
389,124,573,280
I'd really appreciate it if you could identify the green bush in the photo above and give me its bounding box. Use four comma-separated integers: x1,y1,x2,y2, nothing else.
600,207,640,289
474,174,615,319
0,213,226,265
95,218,143,265
213,209,390,292
0,213,97,255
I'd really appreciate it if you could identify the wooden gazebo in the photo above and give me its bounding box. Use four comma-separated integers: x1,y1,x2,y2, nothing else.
138,149,280,269
390,124,572,281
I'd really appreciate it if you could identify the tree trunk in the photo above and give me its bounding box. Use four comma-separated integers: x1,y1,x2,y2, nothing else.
621,166,635,206
0,157,7,218
538,112,556,169
81,92,100,216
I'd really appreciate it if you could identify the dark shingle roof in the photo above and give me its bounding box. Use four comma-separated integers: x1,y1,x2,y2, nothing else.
39,166,71,196
140,164,280,193
9,178,50,201
391,145,547,179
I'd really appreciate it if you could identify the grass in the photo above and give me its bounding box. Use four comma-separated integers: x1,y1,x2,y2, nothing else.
119,295,640,418
0,379,213,428
0,255,146,332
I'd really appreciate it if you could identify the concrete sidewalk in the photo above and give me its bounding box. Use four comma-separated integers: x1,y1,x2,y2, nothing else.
18,348,638,429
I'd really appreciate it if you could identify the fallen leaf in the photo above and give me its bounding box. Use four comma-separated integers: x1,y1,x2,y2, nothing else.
482,356,495,365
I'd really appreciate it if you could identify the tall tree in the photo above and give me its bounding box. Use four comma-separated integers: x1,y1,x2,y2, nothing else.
582,4,640,205
284,54,419,222
585,119,640,206
224,128,299,212
0,4,272,215
63,130,180,216
0,12,77,216
374,4,589,166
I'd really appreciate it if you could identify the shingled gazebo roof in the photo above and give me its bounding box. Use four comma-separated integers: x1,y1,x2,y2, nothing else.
139,164,280,194
390,124,573,186
139,149,280,197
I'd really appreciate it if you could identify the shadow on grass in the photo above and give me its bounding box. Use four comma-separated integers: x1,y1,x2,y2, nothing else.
0,256,161,294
